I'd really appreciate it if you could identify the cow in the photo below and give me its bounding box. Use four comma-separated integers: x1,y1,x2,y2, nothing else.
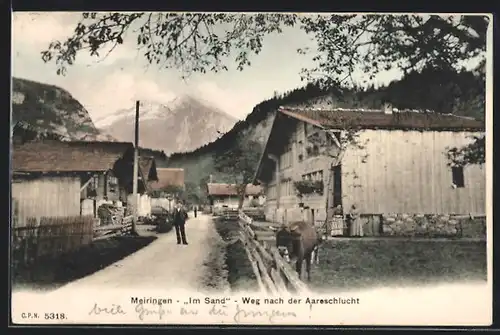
270,221,325,282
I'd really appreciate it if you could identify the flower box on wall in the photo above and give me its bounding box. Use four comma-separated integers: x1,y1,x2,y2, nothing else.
293,180,324,196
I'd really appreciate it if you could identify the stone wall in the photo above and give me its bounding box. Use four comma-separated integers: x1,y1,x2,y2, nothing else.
381,214,486,239
263,208,486,239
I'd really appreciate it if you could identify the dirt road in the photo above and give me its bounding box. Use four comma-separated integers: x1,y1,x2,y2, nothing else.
52,213,226,293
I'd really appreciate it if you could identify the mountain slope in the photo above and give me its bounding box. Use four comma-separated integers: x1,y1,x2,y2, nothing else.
97,95,238,154
12,77,115,141
166,67,485,199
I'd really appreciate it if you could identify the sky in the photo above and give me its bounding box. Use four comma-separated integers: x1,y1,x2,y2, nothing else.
11,12,485,122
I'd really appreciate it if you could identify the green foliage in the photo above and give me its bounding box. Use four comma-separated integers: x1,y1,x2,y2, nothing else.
12,77,100,138
293,180,324,196
213,137,262,208
374,66,486,117
41,12,297,77
179,182,208,205
447,135,485,166
42,13,487,166
213,138,262,186
163,185,184,196
299,14,488,87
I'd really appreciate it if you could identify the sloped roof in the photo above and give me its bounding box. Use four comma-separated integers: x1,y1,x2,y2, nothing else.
280,107,485,131
149,168,185,191
12,139,134,173
207,183,263,196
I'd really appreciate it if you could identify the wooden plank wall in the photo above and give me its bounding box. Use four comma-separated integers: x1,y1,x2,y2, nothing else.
12,176,81,227
342,130,486,215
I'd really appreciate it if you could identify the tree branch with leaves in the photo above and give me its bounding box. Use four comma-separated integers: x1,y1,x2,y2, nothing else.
298,14,488,87
41,12,297,77
213,138,262,209
297,14,488,167
41,13,487,165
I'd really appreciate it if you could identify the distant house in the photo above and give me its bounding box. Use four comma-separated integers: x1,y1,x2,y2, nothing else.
207,183,265,209
253,106,485,235
149,168,185,211
150,168,185,194
11,139,159,225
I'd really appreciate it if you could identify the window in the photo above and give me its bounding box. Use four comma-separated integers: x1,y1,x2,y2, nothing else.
452,166,465,188
302,170,324,182
90,176,99,189
108,176,119,193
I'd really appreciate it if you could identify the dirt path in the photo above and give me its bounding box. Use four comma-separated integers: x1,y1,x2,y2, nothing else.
53,213,219,293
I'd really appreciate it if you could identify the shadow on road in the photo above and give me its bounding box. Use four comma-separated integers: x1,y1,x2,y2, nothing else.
12,235,157,292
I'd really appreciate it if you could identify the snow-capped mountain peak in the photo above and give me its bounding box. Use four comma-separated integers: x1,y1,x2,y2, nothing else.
96,95,239,154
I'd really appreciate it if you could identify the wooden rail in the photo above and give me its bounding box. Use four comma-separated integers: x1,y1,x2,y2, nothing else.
217,208,265,221
237,210,310,295
93,215,133,241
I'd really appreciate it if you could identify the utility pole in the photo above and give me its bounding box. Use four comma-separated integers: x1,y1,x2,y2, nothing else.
132,100,140,234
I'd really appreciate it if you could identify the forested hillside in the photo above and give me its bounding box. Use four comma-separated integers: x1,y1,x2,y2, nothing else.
167,66,485,203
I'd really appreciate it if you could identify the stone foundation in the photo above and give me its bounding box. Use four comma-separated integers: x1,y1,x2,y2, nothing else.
381,214,486,239
264,207,486,239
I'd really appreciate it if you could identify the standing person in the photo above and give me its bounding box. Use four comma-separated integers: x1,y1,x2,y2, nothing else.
347,204,363,237
173,203,189,245
194,205,198,218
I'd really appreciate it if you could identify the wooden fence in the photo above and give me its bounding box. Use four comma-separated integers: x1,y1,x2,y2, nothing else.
242,207,266,221
216,207,265,221
11,215,95,267
237,211,309,295
93,215,134,241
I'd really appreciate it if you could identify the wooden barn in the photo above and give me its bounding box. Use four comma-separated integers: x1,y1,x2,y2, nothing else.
11,139,159,226
207,183,265,209
149,168,185,194
253,106,486,236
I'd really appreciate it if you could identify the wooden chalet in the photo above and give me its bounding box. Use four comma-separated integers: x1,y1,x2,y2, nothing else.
253,106,486,232
11,139,159,225
207,183,265,209
149,168,185,194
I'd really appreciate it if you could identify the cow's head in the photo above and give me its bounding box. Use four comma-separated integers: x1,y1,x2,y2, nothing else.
270,224,301,263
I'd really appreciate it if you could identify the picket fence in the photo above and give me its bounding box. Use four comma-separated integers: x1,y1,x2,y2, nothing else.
11,215,95,267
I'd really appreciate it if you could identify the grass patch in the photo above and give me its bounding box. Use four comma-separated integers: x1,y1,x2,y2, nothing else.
213,219,258,292
311,239,487,292
200,228,231,293
12,235,157,291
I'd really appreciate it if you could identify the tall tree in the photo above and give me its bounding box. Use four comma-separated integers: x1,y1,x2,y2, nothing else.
297,14,488,166
41,12,296,76
213,138,262,209
41,13,488,165
298,14,488,85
